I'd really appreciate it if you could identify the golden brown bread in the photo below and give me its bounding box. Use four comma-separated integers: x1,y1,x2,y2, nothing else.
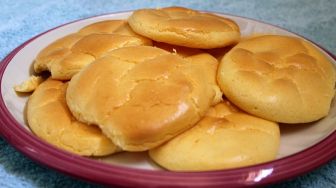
34,20,152,80
149,100,280,171
128,7,240,49
66,46,221,151
217,35,336,123
27,79,118,156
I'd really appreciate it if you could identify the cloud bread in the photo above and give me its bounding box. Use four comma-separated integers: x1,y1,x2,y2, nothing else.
27,79,118,156
34,20,152,80
128,7,240,49
217,35,336,123
66,46,220,151
149,100,280,171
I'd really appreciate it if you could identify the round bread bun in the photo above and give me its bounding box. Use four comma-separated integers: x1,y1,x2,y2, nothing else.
66,46,220,151
34,20,152,80
218,35,336,123
27,79,118,156
149,100,280,171
128,6,240,49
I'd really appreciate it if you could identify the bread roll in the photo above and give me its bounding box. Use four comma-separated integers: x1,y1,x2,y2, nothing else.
128,7,240,49
34,20,152,80
27,79,118,156
66,46,220,151
217,35,336,123
149,100,280,171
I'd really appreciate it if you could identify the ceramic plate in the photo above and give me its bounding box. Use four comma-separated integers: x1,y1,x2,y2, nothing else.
0,11,335,187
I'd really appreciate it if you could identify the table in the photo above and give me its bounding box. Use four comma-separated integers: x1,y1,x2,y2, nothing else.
0,0,335,187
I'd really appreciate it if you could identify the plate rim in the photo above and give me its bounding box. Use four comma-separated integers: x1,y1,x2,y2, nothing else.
0,10,335,187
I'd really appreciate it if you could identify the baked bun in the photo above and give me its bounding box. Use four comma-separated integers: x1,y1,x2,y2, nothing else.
27,79,118,156
34,20,152,80
128,7,240,49
218,35,336,123
149,100,280,171
66,46,220,151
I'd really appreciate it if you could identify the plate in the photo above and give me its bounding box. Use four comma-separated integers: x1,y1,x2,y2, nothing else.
0,10,335,187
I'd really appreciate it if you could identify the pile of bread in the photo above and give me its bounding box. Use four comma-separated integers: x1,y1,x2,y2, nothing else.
15,7,336,171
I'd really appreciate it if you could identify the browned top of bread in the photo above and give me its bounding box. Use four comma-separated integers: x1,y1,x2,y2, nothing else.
128,7,240,49
66,46,220,151
218,35,336,123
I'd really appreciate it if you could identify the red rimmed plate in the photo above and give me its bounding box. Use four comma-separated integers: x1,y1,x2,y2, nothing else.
0,11,335,187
